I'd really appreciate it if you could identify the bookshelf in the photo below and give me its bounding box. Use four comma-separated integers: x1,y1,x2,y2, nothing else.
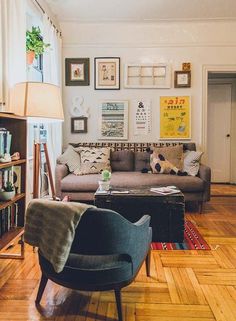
0,113,26,259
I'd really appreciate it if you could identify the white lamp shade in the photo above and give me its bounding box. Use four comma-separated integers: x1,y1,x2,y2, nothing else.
9,82,64,120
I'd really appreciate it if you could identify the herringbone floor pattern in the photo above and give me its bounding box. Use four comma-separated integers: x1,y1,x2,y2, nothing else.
0,195,236,321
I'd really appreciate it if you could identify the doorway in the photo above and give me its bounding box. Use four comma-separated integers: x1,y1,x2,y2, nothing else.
207,72,236,183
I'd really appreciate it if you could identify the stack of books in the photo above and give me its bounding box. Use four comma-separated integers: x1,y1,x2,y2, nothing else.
0,203,19,236
150,186,180,195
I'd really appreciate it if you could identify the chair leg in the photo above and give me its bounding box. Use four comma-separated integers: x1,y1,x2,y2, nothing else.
145,248,151,277
35,274,48,304
114,289,123,321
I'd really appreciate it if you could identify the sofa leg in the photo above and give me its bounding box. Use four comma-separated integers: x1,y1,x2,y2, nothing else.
145,248,151,277
198,202,203,214
35,274,48,304
114,289,123,321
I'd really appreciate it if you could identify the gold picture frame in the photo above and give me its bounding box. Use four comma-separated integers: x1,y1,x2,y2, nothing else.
94,57,120,90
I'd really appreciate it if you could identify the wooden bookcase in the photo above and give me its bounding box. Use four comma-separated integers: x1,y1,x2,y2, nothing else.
0,113,26,259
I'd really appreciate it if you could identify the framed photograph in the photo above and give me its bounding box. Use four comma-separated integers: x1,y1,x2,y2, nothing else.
174,71,191,88
99,100,128,140
71,117,88,133
65,58,90,86
95,57,120,90
160,96,191,140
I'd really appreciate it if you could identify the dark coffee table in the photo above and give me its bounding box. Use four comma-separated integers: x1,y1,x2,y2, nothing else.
94,187,185,242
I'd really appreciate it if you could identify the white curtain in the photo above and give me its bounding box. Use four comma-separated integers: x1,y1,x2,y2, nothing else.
42,13,63,185
0,0,26,110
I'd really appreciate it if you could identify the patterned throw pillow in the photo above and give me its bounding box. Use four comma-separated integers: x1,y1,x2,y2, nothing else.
57,145,81,175
150,145,184,170
77,147,111,175
183,151,203,176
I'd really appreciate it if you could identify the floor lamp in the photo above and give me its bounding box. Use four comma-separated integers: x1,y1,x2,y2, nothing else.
10,82,64,200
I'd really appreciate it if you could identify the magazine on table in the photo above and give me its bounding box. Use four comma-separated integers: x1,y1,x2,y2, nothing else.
150,186,181,195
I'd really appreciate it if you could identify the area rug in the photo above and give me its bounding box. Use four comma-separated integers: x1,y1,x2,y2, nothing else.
151,220,211,250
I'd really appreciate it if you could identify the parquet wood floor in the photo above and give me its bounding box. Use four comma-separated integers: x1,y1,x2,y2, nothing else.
0,196,236,321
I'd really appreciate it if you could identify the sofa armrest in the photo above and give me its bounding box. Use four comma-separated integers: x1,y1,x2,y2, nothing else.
55,164,69,199
198,164,211,202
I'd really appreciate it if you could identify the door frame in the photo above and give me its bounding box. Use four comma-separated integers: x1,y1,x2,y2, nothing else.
202,64,236,183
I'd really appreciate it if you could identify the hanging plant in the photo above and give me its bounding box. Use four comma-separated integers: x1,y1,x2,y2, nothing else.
26,26,50,64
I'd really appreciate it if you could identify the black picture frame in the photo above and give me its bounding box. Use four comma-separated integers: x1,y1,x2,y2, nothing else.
174,70,191,88
65,58,90,86
94,57,120,90
71,117,88,133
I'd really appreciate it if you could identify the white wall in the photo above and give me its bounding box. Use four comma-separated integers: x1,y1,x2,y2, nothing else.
61,20,236,149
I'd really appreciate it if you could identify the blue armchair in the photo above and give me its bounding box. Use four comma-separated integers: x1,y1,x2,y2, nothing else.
36,207,152,321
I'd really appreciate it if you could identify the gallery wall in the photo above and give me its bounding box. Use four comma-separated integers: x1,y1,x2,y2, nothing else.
61,20,236,149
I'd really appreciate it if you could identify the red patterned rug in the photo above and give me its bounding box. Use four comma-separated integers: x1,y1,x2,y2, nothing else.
151,220,211,250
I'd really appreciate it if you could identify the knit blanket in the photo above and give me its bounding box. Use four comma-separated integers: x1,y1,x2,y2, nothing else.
24,199,94,273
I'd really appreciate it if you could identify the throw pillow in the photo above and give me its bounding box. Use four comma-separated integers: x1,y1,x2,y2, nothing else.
77,147,111,175
57,145,81,175
150,153,187,176
150,145,184,170
184,150,203,176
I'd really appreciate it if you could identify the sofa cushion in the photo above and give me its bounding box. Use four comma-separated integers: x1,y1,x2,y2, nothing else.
151,145,184,170
77,147,111,175
61,172,204,193
57,145,81,175
184,150,203,176
111,150,134,171
134,152,151,171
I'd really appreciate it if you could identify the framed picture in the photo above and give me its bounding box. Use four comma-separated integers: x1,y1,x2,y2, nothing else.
65,58,90,86
174,71,191,88
94,57,120,90
99,100,128,140
71,117,88,133
160,96,191,140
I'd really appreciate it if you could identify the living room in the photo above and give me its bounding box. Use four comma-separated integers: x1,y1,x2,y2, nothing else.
0,0,236,320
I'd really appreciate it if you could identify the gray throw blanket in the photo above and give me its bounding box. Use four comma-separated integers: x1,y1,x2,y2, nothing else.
24,199,94,273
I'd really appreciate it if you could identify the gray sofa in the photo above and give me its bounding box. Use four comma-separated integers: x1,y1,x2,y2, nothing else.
55,142,211,209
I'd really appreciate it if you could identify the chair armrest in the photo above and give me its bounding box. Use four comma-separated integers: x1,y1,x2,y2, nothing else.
55,164,69,199
134,215,151,227
198,164,211,201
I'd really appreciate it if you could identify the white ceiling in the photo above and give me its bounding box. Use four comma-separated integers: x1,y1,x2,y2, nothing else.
45,0,236,22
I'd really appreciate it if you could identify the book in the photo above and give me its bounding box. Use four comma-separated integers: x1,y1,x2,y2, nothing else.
150,186,181,195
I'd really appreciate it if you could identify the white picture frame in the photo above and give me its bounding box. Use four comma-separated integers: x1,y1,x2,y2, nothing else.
124,63,171,88
95,57,120,90
98,100,129,140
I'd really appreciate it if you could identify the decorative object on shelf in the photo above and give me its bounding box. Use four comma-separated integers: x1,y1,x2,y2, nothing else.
70,96,90,117
99,100,128,140
134,100,151,136
65,58,90,86
26,26,50,65
94,57,120,90
0,182,16,201
71,117,88,133
174,70,191,88
0,153,11,163
124,63,171,88
11,152,20,161
182,62,191,71
98,169,111,191
160,96,191,140
10,82,64,199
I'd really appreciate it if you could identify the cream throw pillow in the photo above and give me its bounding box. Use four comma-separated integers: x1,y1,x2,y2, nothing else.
183,150,203,176
77,147,111,175
57,145,81,175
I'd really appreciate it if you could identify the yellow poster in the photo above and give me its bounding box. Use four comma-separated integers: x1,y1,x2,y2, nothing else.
160,96,191,139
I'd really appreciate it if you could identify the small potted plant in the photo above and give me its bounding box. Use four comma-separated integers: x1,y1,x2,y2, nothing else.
98,169,111,191
26,26,50,65
0,182,15,201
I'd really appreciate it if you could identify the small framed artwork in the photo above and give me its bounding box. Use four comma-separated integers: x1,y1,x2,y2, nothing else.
99,100,128,140
174,70,191,88
94,57,120,90
71,117,88,133
65,58,90,86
